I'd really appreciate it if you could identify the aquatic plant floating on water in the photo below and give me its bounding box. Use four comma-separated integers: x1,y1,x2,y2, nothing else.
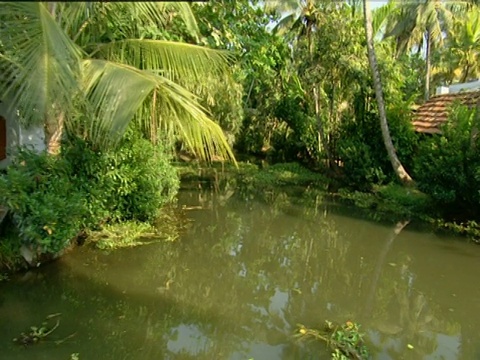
296,320,370,359
13,313,76,346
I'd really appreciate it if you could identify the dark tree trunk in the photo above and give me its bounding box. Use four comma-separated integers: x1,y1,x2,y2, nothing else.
425,30,431,101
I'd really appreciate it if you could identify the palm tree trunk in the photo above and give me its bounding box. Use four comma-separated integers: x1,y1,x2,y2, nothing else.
425,30,431,101
363,0,414,185
313,86,331,168
44,1,64,155
44,112,64,155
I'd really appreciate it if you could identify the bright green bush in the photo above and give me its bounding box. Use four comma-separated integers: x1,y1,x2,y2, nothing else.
0,150,86,254
63,133,179,224
414,104,480,215
0,132,179,257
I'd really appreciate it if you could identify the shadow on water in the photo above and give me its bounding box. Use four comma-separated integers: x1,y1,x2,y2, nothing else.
1,184,480,359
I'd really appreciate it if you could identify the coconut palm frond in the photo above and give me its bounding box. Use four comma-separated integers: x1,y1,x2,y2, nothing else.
445,0,472,14
143,78,236,163
155,91,235,162
372,0,398,38
0,2,82,127
81,59,157,148
264,0,300,14
56,2,93,36
81,59,235,162
159,1,201,40
111,2,200,41
272,13,299,35
385,14,414,39
91,40,232,82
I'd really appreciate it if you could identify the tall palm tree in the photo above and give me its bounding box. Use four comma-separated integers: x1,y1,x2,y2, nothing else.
450,8,480,82
0,2,235,162
265,0,329,52
363,0,414,184
385,0,462,101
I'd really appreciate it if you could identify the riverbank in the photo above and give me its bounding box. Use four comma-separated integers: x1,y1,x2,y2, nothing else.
2,160,479,276
177,161,480,241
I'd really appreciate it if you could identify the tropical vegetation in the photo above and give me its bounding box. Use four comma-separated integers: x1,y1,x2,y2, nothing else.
1,0,480,279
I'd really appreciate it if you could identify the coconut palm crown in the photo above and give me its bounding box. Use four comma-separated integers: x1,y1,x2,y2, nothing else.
0,1,236,162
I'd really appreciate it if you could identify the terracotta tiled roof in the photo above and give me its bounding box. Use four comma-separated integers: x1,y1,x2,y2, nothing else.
413,91,480,134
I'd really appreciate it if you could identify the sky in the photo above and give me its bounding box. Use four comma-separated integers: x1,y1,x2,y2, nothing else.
371,0,389,10
266,0,391,31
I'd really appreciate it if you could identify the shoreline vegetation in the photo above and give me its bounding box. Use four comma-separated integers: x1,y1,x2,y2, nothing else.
2,1,480,277
2,159,480,276
2,2,480,358
177,161,480,239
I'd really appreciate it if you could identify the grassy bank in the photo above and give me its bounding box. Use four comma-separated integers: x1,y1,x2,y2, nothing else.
2,159,478,275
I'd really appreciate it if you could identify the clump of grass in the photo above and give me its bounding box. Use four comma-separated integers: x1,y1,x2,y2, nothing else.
87,207,187,250
241,162,328,189
336,183,434,222
86,221,158,250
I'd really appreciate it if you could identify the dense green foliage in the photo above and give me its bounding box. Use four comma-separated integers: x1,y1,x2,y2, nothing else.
414,105,480,217
337,103,418,189
2,0,480,269
0,150,85,254
0,133,178,256
63,132,179,224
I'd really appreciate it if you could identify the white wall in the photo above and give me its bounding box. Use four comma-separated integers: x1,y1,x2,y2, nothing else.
0,101,45,169
448,80,480,94
436,80,480,95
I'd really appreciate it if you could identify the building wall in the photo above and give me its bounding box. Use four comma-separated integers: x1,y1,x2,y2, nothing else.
448,80,480,94
436,80,480,95
0,101,45,169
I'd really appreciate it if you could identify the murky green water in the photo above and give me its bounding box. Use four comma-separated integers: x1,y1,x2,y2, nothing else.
2,188,480,359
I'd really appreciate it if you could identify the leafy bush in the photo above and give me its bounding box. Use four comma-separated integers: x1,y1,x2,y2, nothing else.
414,104,480,216
0,132,179,257
63,133,179,224
336,97,417,190
0,150,85,254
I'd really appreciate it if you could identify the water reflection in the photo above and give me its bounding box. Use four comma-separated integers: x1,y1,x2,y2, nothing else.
1,187,480,359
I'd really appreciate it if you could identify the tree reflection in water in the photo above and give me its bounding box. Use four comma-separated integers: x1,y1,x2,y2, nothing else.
0,185,473,359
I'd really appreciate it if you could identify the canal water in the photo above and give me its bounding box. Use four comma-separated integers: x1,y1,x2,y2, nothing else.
1,188,480,359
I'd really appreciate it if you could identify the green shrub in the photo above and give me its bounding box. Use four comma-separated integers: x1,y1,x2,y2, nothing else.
414,104,480,215
0,150,86,254
63,133,179,224
375,183,430,212
0,132,180,258
336,100,417,190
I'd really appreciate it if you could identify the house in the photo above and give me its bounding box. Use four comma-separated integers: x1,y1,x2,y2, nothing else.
0,100,45,169
413,80,480,134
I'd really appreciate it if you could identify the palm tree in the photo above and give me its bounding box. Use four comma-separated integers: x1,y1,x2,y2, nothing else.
450,9,480,82
0,2,235,162
363,0,414,184
385,0,463,101
265,0,330,52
